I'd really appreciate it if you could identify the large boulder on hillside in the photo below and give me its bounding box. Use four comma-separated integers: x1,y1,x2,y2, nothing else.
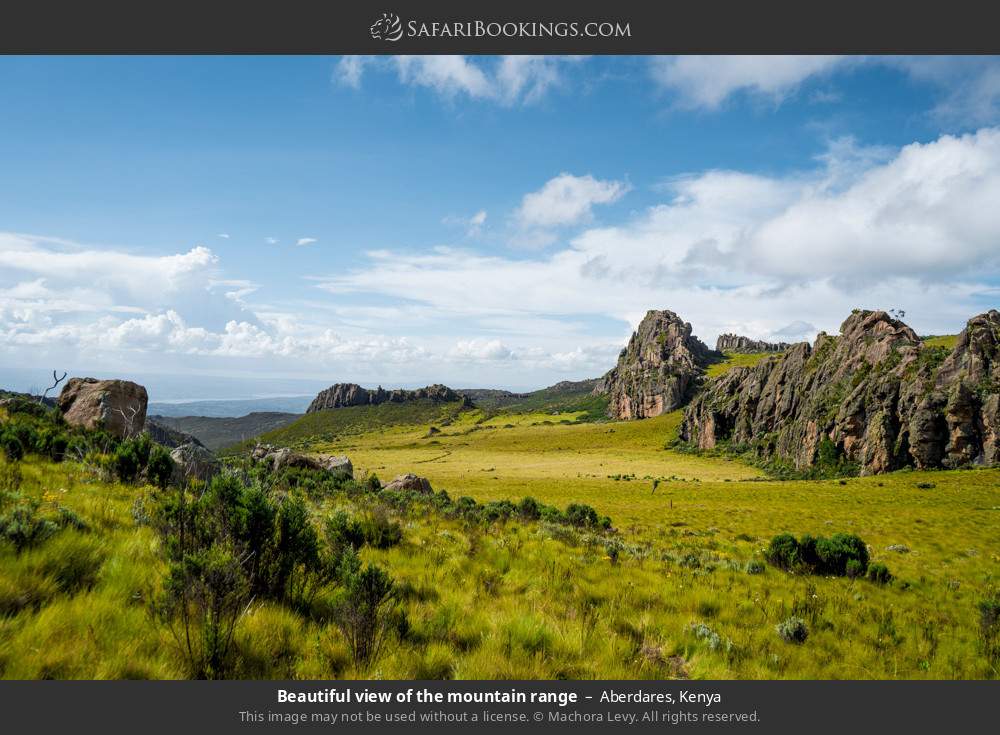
58,378,148,438
381,473,433,494
594,310,719,419
170,442,221,485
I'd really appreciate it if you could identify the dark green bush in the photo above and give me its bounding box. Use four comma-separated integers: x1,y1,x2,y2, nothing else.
866,562,893,585
565,503,600,528
765,533,801,569
112,441,142,483
814,533,869,576
481,499,516,524
333,562,398,668
517,496,541,520
146,445,174,489
0,431,25,462
767,532,872,578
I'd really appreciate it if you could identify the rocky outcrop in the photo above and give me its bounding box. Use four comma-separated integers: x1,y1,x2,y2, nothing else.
716,334,792,353
251,443,354,478
680,309,1000,474
381,473,433,494
144,417,204,449
594,310,719,419
58,378,148,438
307,383,471,413
170,442,221,484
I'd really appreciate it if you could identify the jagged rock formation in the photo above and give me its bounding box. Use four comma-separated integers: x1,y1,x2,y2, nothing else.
716,334,792,353
170,442,221,484
594,310,719,419
681,309,1000,474
144,417,204,449
307,383,470,413
58,378,148,438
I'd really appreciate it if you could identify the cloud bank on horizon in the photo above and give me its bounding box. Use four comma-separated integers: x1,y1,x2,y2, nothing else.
2,55,1000,392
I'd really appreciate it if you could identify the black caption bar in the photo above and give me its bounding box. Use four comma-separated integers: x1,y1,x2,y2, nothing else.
0,680,995,733
2,0,1000,53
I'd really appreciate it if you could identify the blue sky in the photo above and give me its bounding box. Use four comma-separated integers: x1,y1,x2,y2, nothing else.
2,55,1000,399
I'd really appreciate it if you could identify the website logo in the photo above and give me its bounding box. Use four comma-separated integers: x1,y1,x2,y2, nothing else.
370,12,404,42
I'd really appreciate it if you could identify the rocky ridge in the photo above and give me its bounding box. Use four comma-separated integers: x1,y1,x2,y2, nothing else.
594,310,719,420
715,334,792,353
681,309,1000,474
307,383,471,413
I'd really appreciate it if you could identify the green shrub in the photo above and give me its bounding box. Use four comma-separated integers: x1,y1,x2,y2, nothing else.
0,498,59,552
517,496,541,520
745,559,765,574
765,533,801,569
146,445,174,489
333,562,397,668
357,507,403,549
846,558,865,578
866,562,893,585
776,616,809,644
815,533,869,576
481,499,516,524
565,503,600,528
767,532,870,577
1,431,25,462
112,442,142,483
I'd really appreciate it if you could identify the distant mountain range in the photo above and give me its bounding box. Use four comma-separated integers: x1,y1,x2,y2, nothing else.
148,395,314,418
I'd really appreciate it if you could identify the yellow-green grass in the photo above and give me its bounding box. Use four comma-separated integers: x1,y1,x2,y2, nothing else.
705,352,774,379
2,406,1000,680
922,334,959,350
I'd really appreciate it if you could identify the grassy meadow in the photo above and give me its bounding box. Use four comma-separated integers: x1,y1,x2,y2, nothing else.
2,378,999,680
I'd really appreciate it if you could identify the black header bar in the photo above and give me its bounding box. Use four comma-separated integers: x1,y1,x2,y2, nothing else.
2,0,1000,54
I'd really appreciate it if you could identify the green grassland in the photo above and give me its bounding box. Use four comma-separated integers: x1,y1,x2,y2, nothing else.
922,334,960,350
3,388,999,680
705,352,774,378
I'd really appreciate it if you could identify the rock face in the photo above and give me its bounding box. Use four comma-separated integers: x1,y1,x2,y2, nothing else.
251,443,354,478
170,442,221,484
307,383,470,413
58,378,148,438
716,334,792,353
594,310,719,420
382,473,433,494
144,418,204,449
680,309,1000,474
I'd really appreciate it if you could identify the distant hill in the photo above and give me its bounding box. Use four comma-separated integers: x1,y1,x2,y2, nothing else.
150,412,300,450
148,395,313,418
461,378,607,419
222,398,470,455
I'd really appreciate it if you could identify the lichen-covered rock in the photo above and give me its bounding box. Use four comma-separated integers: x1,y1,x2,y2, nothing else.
307,383,471,412
170,442,221,484
594,310,719,420
58,378,148,438
250,443,353,478
716,334,792,353
381,473,433,494
681,309,1000,474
